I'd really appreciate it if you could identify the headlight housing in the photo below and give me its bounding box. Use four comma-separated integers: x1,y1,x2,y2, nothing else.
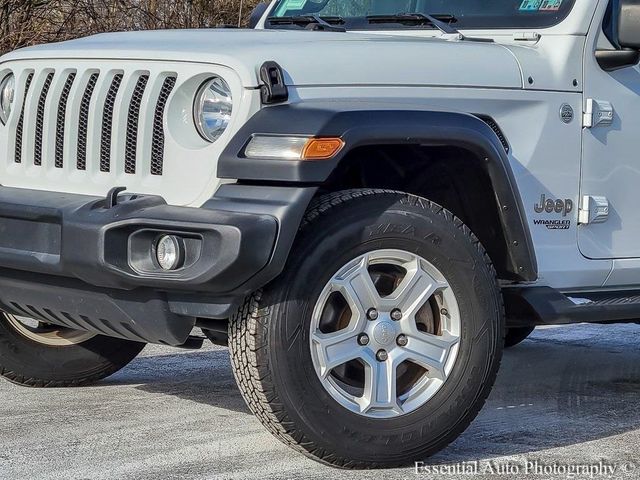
0,73,15,125
194,76,232,143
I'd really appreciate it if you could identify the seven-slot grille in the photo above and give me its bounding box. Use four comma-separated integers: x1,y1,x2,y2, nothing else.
12,69,176,176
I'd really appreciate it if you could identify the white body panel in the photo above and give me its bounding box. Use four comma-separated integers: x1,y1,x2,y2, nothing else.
1,0,635,291
4,30,524,90
579,0,640,262
291,84,609,289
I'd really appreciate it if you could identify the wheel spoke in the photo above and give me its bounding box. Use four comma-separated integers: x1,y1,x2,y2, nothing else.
383,257,447,315
332,255,381,313
360,353,402,414
311,330,363,378
400,331,459,380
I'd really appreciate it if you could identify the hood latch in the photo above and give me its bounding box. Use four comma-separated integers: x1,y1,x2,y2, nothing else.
260,61,288,105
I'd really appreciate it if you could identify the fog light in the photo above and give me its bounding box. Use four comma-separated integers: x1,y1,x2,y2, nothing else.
155,235,184,270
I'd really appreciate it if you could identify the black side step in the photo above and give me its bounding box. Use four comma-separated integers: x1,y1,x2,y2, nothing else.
503,286,640,327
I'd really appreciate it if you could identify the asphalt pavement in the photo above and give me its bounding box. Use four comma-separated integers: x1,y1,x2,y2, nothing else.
1,323,639,479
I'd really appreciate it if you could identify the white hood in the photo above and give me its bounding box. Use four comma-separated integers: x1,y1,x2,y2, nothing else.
2,29,524,89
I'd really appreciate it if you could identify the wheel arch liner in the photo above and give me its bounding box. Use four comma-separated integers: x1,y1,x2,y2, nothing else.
220,104,537,282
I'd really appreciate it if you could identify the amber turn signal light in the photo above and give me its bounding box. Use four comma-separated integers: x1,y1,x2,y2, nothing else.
301,138,345,160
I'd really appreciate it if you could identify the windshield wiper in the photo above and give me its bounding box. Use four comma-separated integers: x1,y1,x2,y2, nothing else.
366,13,460,36
267,15,346,32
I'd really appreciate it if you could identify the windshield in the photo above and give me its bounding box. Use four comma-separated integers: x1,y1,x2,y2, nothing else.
267,0,575,30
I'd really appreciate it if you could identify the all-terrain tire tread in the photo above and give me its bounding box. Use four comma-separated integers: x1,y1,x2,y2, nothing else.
228,188,505,468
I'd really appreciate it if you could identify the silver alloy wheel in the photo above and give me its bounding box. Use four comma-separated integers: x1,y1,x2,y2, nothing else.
310,249,461,418
5,314,96,346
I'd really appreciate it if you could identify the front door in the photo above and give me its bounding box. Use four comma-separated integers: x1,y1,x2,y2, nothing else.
579,1,640,259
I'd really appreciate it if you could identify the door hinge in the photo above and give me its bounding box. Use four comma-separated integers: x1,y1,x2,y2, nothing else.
578,195,610,225
583,99,614,128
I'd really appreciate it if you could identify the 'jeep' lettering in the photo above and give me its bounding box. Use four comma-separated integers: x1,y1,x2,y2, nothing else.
534,194,573,217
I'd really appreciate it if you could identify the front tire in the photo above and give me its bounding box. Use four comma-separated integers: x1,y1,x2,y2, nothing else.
0,313,145,387
229,190,504,468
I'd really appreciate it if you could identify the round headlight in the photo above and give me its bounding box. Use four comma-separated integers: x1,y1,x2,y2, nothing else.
0,73,15,125
194,76,232,143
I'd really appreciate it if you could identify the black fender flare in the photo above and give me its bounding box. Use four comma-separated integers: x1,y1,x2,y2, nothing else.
219,103,537,282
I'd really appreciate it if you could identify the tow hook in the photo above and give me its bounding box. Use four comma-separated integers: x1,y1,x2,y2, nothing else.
105,186,128,208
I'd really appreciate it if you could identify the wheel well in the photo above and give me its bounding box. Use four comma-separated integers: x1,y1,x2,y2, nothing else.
321,145,514,280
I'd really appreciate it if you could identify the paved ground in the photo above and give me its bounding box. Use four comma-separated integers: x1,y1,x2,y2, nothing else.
0,323,639,480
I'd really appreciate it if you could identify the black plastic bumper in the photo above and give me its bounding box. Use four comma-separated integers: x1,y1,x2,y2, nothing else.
0,184,316,345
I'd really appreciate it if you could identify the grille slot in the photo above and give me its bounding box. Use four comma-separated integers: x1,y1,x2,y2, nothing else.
151,76,176,176
77,73,99,170
100,74,123,172
11,67,176,178
14,73,33,164
34,72,54,166
124,75,149,174
54,72,76,168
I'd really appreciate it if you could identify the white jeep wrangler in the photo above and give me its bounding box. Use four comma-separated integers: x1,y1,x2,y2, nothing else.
0,0,636,468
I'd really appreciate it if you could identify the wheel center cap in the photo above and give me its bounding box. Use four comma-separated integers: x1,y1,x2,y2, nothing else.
372,321,395,346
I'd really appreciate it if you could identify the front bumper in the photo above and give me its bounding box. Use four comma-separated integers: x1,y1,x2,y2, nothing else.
0,184,315,345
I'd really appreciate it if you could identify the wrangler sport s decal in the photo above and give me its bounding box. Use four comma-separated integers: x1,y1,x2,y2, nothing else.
533,194,573,230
